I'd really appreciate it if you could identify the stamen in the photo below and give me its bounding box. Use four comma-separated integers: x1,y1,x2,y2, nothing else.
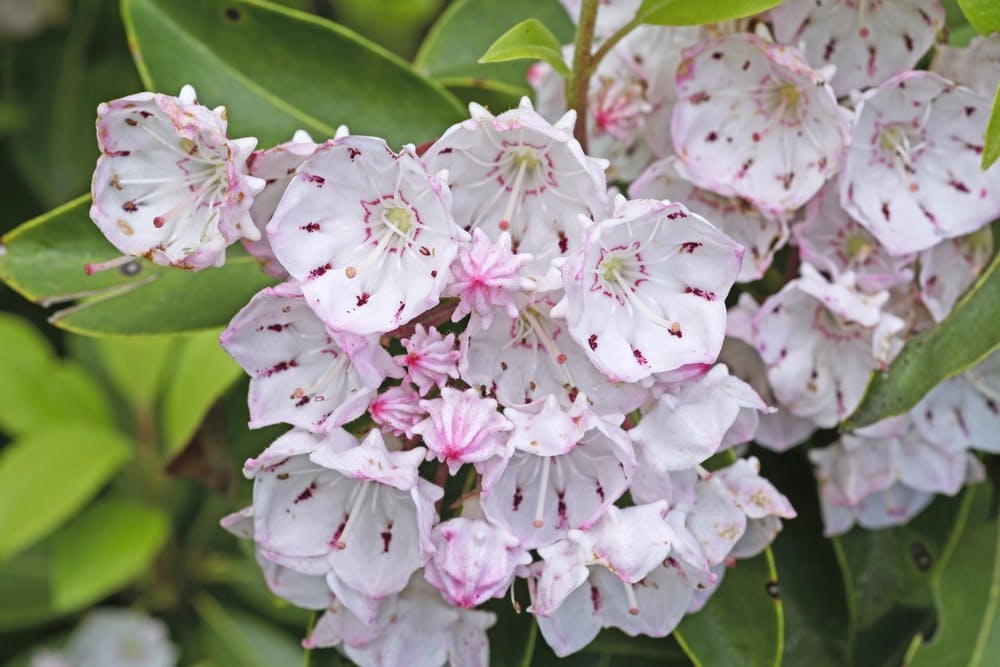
335,481,370,550
696,464,713,480
85,254,138,275
292,354,348,398
623,580,640,615
499,157,528,231
533,456,552,528
612,273,678,330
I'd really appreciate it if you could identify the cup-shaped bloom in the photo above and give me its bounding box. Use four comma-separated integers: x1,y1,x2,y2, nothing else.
90,85,265,269
917,228,993,322
771,0,945,96
558,196,743,383
413,388,513,475
933,34,1000,98
267,135,465,335
424,517,531,608
839,71,1000,255
672,34,848,215
480,394,635,549
913,350,1000,453
424,97,608,276
245,428,442,616
220,281,400,433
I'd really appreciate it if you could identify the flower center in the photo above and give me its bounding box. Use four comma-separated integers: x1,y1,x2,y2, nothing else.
385,206,412,234
593,244,679,331
845,233,872,263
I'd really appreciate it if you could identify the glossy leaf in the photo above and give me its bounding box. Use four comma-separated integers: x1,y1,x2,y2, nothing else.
0,196,277,336
907,486,999,666
121,0,464,147
0,546,58,630
91,334,177,410
958,0,1000,33
843,248,1000,430
51,498,169,612
0,424,132,561
834,493,969,666
984,84,1000,170
415,0,573,87
195,594,305,667
479,19,570,77
674,549,783,667
638,0,782,25
159,330,243,460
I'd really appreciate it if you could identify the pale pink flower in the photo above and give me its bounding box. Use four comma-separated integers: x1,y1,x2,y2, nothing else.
446,228,535,330
917,227,993,322
395,324,461,396
933,34,1000,98
913,350,1000,453
370,385,426,438
413,388,513,474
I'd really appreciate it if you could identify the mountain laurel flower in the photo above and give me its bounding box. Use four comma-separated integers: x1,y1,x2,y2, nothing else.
932,33,1000,98
89,84,264,271
267,135,466,335
220,281,400,433
630,156,789,282
671,33,848,215
243,128,325,277
913,350,1000,454
424,97,609,276
369,384,427,438
839,71,1000,255
424,517,531,608
771,0,945,97
446,228,536,330
917,227,993,322
557,195,742,383
395,324,462,396
412,388,513,475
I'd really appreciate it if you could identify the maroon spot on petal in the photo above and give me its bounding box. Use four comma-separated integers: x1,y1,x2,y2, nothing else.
752,132,761,142
918,204,937,224
124,117,138,126
266,323,288,332
737,158,753,179
588,334,598,350
301,173,325,186
419,245,431,256
590,584,602,612
948,179,971,194
903,33,914,51
633,347,648,365
348,147,362,161
309,263,332,279
356,292,370,306
106,150,131,157
742,59,750,71
558,230,568,254
965,106,976,117
330,519,347,547
556,491,568,529
690,91,711,104
395,301,406,318
293,482,317,504
918,7,932,24
823,38,836,60
512,487,523,512
595,481,605,502
779,172,793,190
866,45,876,76
987,399,998,415
381,524,393,553
122,200,139,212
711,51,723,60
706,131,718,142
684,286,717,301
680,241,702,253
302,222,321,233
431,270,438,277
881,202,890,221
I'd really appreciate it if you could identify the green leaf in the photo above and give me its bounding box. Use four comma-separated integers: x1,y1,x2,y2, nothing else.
0,313,114,436
983,83,1000,171
159,330,243,460
674,549,783,667
437,77,528,113
195,594,306,667
638,0,781,25
0,196,277,336
906,485,999,666
51,498,169,612
843,247,1000,430
0,546,59,630
957,0,1000,33
0,424,132,561
834,492,969,666
415,0,573,88
479,19,570,78
90,335,177,410
121,0,464,147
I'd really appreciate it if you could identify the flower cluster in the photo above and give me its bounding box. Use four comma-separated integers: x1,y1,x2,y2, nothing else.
84,0,1000,663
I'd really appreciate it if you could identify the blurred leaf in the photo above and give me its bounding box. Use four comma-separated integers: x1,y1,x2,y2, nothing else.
195,594,305,667
437,77,527,112
479,19,570,77
122,0,464,147
638,0,781,25
957,0,1000,33
91,335,177,410
0,545,58,630
415,0,573,87
51,498,169,612
331,0,445,59
159,331,242,460
983,84,1000,170
0,196,277,336
834,492,970,666
843,249,1000,430
0,313,114,436
906,485,999,666
0,424,132,561
674,549,783,667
